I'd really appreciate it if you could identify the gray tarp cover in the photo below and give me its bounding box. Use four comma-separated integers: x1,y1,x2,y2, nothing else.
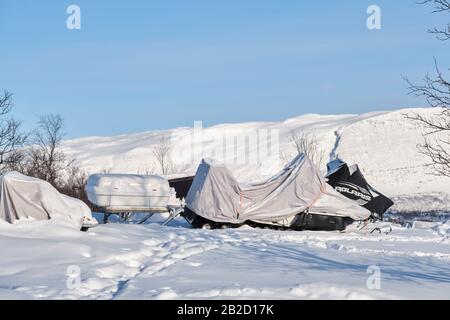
0,172,95,229
186,154,371,224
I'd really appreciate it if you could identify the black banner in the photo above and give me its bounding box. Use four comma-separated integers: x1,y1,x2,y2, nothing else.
0,300,443,319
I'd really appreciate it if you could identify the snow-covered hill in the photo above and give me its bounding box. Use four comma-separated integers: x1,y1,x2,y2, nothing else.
63,107,450,213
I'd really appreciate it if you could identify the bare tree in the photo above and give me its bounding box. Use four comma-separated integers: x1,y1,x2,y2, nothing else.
152,134,173,175
288,131,327,169
25,114,70,186
0,91,27,173
404,1,450,176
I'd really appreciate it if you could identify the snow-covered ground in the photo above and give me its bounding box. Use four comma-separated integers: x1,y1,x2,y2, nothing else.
1,216,449,300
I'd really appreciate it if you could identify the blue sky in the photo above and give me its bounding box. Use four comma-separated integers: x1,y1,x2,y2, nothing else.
1,0,449,138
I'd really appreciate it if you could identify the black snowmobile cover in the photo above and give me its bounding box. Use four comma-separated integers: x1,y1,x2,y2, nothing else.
326,159,394,219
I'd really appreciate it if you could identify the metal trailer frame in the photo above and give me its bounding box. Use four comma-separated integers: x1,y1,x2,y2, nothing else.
95,205,185,226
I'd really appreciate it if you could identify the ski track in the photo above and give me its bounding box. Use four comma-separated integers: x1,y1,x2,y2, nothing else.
112,241,220,299
329,127,345,162
64,231,221,300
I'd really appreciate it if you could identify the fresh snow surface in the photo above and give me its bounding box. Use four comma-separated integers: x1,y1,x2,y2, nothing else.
63,107,450,213
0,216,449,300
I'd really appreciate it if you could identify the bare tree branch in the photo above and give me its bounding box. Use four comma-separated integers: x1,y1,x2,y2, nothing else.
417,0,450,40
0,90,13,116
417,0,450,13
0,91,27,173
405,1,450,177
429,25,450,40
404,109,450,135
418,138,450,176
403,59,450,109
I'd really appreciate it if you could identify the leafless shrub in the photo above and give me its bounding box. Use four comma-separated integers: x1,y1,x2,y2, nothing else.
287,131,327,169
59,163,90,204
100,167,112,174
137,163,156,175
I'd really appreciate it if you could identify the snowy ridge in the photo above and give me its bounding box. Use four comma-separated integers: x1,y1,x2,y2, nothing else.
63,107,450,213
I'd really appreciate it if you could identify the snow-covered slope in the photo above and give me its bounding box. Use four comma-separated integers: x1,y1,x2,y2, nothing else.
63,107,450,213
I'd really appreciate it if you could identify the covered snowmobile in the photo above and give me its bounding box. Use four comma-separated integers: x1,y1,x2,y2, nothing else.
0,172,97,230
184,154,372,231
326,159,394,220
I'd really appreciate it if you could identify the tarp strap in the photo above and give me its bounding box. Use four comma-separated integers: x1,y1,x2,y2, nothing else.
237,192,243,220
306,185,326,214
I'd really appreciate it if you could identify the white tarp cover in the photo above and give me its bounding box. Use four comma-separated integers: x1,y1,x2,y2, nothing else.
186,154,372,224
85,174,171,211
0,172,96,229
